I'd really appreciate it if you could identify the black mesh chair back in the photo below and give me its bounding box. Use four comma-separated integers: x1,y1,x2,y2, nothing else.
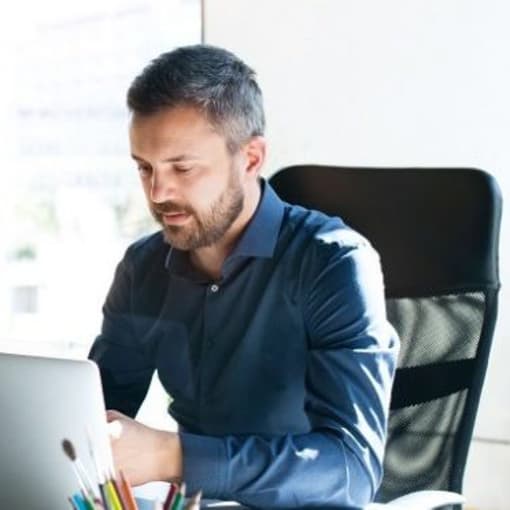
269,165,502,505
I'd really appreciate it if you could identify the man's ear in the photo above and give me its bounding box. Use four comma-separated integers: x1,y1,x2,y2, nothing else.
242,136,266,178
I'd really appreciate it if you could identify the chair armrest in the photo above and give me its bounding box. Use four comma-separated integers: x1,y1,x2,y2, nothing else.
365,490,465,510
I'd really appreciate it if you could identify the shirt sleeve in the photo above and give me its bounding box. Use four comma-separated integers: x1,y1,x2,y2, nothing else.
89,251,154,418
180,237,399,509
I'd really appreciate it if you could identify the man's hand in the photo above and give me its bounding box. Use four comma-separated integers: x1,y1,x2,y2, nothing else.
106,410,183,486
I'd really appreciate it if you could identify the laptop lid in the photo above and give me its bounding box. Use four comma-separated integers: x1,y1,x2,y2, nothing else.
0,353,112,510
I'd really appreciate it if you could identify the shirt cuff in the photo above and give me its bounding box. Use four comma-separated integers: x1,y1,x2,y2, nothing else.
179,432,228,497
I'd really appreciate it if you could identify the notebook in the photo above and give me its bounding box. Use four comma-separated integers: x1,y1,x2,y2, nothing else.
0,352,113,510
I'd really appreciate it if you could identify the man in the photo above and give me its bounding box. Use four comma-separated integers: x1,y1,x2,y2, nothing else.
89,44,399,509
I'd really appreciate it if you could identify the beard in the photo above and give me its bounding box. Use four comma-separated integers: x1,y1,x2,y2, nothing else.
150,169,245,251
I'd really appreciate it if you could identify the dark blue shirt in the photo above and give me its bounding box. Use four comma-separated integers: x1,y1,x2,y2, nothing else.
89,180,399,509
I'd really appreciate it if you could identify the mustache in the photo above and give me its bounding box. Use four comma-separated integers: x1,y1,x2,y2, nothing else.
151,201,193,215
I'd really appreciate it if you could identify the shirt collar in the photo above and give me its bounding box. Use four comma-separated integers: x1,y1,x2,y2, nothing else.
164,179,285,276
229,178,285,259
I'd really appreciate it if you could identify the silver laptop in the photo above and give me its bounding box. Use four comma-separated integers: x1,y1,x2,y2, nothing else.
0,353,113,510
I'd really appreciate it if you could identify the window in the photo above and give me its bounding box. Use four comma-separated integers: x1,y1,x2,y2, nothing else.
0,0,201,359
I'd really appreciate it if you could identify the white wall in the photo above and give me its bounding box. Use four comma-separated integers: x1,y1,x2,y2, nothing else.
204,1,510,509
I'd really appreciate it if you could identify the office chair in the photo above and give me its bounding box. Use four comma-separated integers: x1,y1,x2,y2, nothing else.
269,165,502,507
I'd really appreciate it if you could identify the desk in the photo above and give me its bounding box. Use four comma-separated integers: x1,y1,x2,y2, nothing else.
135,482,250,509
136,498,249,509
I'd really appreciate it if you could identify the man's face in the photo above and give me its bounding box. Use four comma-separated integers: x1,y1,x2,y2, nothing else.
129,106,245,250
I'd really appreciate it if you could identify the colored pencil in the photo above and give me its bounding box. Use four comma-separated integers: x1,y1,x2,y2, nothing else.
162,482,178,510
105,478,123,510
71,494,88,510
69,496,80,510
170,483,186,510
119,470,139,510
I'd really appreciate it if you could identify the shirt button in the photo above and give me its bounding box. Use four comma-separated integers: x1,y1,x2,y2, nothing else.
210,284,219,293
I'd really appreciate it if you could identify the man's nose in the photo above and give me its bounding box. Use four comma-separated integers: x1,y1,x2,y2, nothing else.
149,168,178,204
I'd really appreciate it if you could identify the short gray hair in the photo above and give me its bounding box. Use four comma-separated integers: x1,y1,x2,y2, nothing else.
127,44,265,153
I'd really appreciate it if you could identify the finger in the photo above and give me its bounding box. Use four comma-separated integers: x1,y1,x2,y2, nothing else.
107,419,123,440
106,409,127,422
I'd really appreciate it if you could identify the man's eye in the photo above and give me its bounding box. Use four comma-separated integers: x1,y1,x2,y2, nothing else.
137,165,152,177
175,166,193,173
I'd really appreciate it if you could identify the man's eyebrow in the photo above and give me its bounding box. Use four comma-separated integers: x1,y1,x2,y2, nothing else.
131,153,200,163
